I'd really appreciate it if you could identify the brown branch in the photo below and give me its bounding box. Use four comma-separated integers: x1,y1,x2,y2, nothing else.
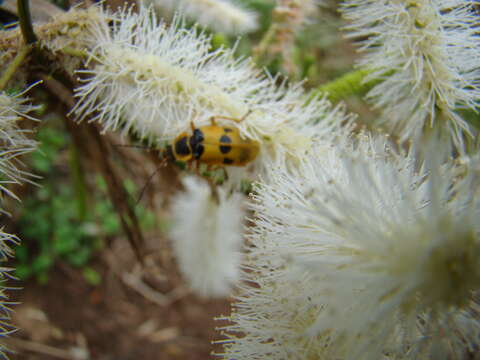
39,74,146,264
86,123,146,264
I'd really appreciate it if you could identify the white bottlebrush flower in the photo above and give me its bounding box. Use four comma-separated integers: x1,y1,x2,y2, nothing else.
0,89,38,356
0,6,108,76
0,90,38,199
40,6,109,74
72,5,353,184
0,231,17,357
0,90,37,149
144,0,258,35
219,136,480,360
169,175,245,298
341,0,480,151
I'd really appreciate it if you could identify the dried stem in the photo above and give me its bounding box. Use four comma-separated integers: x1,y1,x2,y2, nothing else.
87,124,146,264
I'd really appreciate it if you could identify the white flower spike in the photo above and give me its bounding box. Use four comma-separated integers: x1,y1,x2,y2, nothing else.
73,5,353,184
169,175,244,298
0,90,38,199
0,88,38,357
0,90,37,149
220,136,480,360
342,0,480,151
145,0,258,35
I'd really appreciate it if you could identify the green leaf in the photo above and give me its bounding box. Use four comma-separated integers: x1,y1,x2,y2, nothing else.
31,154,52,173
83,267,101,286
32,254,53,272
15,265,32,280
53,232,77,255
100,213,121,236
15,245,29,262
66,246,90,267
36,272,49,285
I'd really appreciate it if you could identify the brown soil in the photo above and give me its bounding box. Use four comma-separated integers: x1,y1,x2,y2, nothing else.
9,235,231,360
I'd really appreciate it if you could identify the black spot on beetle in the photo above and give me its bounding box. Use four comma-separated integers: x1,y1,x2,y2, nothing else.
189,129,205,159
224,128,233,132
220,135,232,143
220,145,232,154
193,144,205,159
175,136,190,156
191,129,204,144
219,135,232,154
223,158,234,165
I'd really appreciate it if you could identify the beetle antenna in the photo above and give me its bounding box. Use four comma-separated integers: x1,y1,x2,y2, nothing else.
136,160,167,205
211,109,254,124
114,144,151,149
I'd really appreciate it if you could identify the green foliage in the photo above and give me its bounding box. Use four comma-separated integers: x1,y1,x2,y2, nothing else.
82,266,101,286
242,0,276,32
15,126,154,284
228,0,276,57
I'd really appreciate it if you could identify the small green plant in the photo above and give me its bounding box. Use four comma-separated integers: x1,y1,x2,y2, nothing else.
14,125,154,284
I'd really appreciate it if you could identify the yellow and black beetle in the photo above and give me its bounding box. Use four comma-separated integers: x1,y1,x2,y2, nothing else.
166,114,260,167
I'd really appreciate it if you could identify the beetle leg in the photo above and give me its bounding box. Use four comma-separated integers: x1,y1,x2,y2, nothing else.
207,179,220,203
194,160,200,175
211,115,238,123
222,167,229,181
188,161,201,177
212,110,253,124
190,121,196,131
209,116,217,126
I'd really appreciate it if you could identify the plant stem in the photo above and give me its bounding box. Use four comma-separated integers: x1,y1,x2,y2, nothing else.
60,47,88,58
310,68,376,103
17,0,37,44
253,23,279,64
0,46,31,91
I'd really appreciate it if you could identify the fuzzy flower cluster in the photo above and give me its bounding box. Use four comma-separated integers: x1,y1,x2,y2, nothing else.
219,136,480,359
145,0,258,35
41,6,108,55
0,90,38,356
0,231,18,358
0,90,38,198
0,6,108,76
342,0,480,151
73,5,353,184
169,175,245,298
